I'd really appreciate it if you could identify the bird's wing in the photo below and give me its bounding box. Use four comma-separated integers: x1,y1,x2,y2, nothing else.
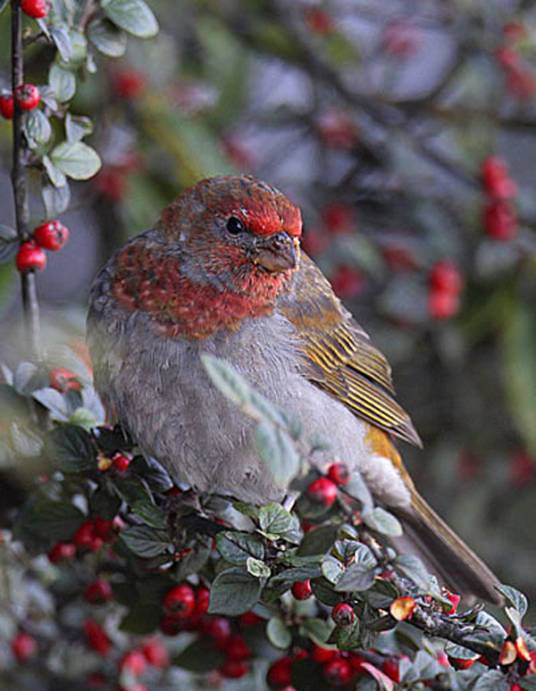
278,253,421,447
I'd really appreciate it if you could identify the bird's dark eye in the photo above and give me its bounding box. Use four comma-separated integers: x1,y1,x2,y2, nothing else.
226,216,245,235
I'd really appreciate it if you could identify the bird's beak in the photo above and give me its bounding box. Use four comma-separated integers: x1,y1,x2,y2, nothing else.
253,232,299,273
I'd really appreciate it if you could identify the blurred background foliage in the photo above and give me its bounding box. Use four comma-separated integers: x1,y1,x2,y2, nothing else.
1,0,536,612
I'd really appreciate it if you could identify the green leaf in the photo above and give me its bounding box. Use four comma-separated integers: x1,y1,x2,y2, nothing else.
64,114,93,144
502,301,536,454
46,425,96,472
473,670,510,691
344,474,374,512
300,617,333,645
267,617,292,649
66,29,88,65
50,141,101,180
298,524,338,556
321,556,345,585
334,620,361,651
24,110,52,148
258,503,301,544
496,584,528,619
120,603,161,635
50,24,72,62
43,155,67,188
130,455,173,492
113,476,167,529
32,387,69,421
120,525,171,558
208,567,262,616
215,531,265,565
255,421,300,487
270,565,322,586
395,554,431,591
101,0,158,38
41,180,71,217
49,64,76,102
520,677,536,691
87,17,127,56
400,650,442,682
173,639,225,672
246,557,271,579
362,507,402,536
335,544,377,592
444,642,477,659
13,493,86,545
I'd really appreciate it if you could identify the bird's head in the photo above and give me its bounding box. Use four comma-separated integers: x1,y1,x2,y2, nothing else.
160,175,302,292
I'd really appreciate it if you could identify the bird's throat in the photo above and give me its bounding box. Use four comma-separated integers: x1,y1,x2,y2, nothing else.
111,241,289,339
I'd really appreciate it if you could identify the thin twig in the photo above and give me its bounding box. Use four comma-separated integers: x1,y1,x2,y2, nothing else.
10,0,41,361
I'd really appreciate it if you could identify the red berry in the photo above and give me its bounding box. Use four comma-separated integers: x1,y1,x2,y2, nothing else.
48,541,76,563
21,0,49,18
484,200,517,240
120,649,147,676
326,462,350,486
15,83,40,111
267,656,292,688
349,652,366,671
304,8,334,35
445,592,461,614
382,658,400,682
307,477,338,507
220,659,250,679
323,658,354,686
312,645,337,663
33,220,69,251
481,156,517,199
93,517,115,542
301,227,329,257
291,579,312,600
239,611,263,627
510,450,536,487
163,583,195,617
331,602,355,627
503,22,527,42
73,521,103,552
496,46,520,69
428,290,459,320
141,638,169,668
330,264,365,299
316,109,358,149
194,585,210,617
202,616,232,646
0,93,14,119
16,242,46,272
84,620,112,656
449,657,475,670
321,203,355,234
49,367,81,392
429,261,462,295
84,579,113,604
11,632,37,662
159,613,183,636
112,452,130,472
224,634,251,662
112,70,146,99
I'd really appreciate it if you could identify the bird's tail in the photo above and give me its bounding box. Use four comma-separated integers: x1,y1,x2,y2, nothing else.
394,489,503,605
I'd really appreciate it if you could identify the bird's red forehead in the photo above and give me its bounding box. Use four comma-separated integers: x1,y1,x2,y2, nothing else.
204,178,302,238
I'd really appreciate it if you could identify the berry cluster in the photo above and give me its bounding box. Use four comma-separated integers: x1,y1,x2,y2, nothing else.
0,83,40,119
427,260,463,320
306,462,349,509
16,220,70,273
481,156,518,241
48,515,120,561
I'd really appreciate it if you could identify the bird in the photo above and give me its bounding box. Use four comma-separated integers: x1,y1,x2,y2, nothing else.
87,174,501,604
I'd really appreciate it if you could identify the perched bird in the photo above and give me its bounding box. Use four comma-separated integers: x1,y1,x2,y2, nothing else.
87,175,500,603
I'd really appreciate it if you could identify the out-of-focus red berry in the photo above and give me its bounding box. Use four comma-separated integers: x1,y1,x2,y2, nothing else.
312,645,337,663
326,462,350,486
510,450,536,487
481,156,517,199
21,0,49,18
220,659,250,679
159,613,183,636
503,22,528,42
15,83,40,111
48,541,76,563
224,634,251,661
11,632,37,662
321,203,355,234
93,517,115,542
84,579,113,604
16,242,46,272
458,450,481,481
507,68,536,99
382,658,400,682
141,637,169,668
382,244,417,271
331,264,365,299
193,584,210,617
305,8,334,35
84,620,112,656
495,46,520,69
239,611,263,627
221,135,255,169
49,367,81,392
429,261,462,295
316,109,358,149
120,649,147,676
301,227,329,257
94,168,127,202
73,521,103,552
428,290,460,320
0,93,14,119
437,651,450,668
382,22,419,57
87,672,106,689
349,652,366,671
323,657,354,686
307,477,338,507
291,579,313,600
484,200,517,240
202,616,232,645
112,70,146,99
331,602,355,626
33,220,69,251
267,656,292,688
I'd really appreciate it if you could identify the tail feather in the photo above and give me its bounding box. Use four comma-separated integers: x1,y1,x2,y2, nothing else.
394,490,503,605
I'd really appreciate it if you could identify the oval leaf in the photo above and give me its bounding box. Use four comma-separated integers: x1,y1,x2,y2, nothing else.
208,567,262,616
50,141,101,180
101,0,159,38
